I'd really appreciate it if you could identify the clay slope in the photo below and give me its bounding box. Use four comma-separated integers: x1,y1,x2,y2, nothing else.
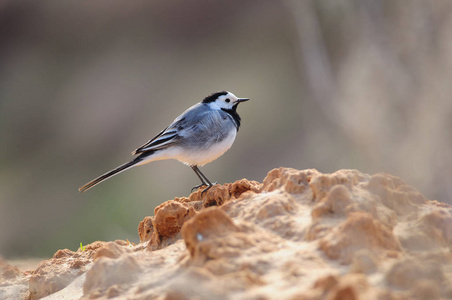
1,167,452,299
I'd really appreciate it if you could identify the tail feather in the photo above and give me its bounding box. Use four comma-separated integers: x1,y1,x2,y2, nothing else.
78,157,143,192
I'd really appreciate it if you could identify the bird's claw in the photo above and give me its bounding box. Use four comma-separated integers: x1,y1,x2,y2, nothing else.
191,182,217,195
191,184,205,193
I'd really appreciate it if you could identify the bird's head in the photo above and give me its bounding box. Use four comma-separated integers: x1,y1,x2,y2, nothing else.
202,91,249,111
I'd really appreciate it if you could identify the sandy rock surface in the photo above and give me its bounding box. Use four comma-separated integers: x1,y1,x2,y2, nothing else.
1,167,451,299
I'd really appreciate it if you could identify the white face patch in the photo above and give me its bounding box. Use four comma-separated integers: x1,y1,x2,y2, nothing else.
210,92,238,110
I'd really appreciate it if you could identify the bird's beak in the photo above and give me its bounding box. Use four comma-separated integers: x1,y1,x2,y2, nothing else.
236,98,250,103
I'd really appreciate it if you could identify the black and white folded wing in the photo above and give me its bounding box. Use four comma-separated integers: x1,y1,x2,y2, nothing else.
133,125,180,154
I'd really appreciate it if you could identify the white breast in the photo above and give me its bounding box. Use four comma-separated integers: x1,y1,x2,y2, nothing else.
176,129,237,166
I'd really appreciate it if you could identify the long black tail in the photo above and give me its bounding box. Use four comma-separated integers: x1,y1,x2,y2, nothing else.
79,156,144,192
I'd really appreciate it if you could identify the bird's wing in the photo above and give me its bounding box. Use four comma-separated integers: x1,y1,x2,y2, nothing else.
132,103,213,155
132,118,185,155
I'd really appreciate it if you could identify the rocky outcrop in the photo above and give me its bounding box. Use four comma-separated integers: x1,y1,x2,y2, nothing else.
2,167,451,299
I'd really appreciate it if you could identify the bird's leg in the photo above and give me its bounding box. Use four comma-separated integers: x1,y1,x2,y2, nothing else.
190,165,216,194
191,165,208,192
196,166,217,195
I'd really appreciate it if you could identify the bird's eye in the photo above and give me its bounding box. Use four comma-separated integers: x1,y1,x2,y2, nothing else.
225,98,230,103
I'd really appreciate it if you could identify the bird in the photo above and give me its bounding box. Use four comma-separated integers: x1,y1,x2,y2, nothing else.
78,91,250,194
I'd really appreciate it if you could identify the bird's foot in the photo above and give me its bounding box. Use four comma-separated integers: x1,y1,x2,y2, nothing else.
191,182,217,194
201,182,217,195
191,183,206,193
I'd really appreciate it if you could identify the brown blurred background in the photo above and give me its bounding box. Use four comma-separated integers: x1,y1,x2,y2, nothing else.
1,0,451,259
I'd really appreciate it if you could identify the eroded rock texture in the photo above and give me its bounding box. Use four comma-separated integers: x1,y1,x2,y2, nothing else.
2,168,452,300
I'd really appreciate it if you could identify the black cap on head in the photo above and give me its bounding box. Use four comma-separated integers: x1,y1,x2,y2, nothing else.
202,91,228,103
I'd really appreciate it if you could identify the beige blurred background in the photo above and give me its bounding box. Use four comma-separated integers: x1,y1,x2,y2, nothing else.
1,0,451,259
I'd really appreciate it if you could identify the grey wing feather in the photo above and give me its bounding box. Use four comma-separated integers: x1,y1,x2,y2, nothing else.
132,103,212,155
132,110,194,155
132,124,182,154
132,126,166,154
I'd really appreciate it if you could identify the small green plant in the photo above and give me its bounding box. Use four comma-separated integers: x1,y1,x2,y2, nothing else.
80,242,86,252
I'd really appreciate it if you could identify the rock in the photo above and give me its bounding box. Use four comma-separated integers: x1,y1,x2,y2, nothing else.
28,248,91,299
24,240,135,299
0,256,29,299
93,241,133,260
137,216,154,243
319,211,402,263
146,200,197,250
181,207,243,265
385,258,444,289
263,167,316,194
1,168,452,299
0,256,21,280
82,255,141,297
349,250,378,274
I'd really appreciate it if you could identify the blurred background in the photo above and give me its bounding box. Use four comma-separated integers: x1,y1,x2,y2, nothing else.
1,0,451,259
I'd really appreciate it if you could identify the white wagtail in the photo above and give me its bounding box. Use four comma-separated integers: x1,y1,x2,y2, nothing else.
79,91,249,194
